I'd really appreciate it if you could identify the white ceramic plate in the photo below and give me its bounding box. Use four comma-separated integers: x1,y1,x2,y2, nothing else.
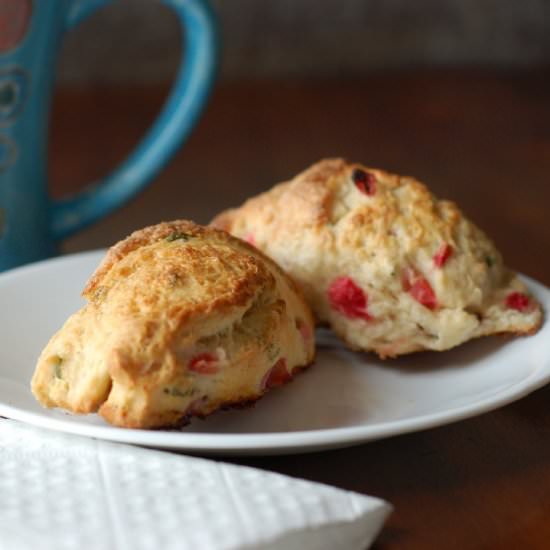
0,250,549,456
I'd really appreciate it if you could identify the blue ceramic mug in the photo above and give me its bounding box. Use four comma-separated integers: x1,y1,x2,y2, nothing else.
0,0,217,271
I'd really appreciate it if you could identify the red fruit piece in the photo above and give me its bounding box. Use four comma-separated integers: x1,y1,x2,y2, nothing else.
410,279,438,310
506,292,530,312
433,243,453,268
261,358,291,390
328,276,372,321
352,168,377,196
402,267,437,310
188,352,219,374
245,233,256,247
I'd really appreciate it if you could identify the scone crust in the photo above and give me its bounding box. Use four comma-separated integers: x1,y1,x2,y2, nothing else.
32,221,315,428
212,159,543,357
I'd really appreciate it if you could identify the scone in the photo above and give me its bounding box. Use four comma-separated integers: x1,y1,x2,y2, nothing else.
212,158,543,357
31,221,315,428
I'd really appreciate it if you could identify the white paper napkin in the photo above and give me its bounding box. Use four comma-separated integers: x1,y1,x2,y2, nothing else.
0,420,391,550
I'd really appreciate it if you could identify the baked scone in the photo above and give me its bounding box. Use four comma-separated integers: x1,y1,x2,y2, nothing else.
31,221,315,428
212,158,543,357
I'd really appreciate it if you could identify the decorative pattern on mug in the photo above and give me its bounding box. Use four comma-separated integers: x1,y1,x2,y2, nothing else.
0,0,32,53
0,67,28,125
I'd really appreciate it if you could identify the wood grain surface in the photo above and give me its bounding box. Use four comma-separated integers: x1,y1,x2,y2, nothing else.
50,69,550,549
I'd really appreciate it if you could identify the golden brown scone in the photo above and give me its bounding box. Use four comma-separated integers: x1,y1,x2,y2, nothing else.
31,220,315,428
212,158,543,357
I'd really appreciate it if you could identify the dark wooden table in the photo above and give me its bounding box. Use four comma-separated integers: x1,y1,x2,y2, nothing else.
50,69,550,549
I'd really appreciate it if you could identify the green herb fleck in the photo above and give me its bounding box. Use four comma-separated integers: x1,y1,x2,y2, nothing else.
163,387,193,398
485,256,495,268
166,232,193,242
265,343,280,361
53,356,63,379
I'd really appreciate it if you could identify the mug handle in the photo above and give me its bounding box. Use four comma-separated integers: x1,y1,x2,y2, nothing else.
50,0,218,240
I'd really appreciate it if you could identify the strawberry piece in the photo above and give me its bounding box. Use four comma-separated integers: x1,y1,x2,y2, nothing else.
402,267,437,310
410,278,438,310
352,168,377,196
261,358,291,390
328,276,372,321
506,292,530,312
188,353,219,375
433,243,453,268
245,233,256,247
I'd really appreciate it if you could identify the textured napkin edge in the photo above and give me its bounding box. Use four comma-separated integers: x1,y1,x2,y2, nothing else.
0,420,393,550
253,498,393,550
213,456,393,550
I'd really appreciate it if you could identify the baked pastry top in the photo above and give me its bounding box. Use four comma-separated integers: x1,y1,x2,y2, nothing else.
212,158,543,357
31,220,315,428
